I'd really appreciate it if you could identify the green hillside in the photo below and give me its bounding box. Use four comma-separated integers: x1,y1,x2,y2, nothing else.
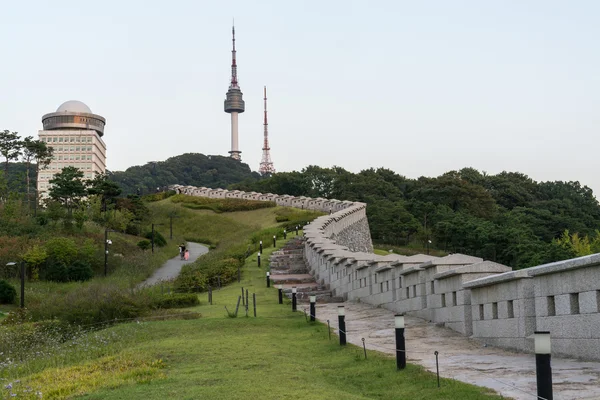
109,153,261,196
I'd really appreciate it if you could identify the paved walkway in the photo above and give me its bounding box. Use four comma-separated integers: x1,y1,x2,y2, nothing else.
314,302,600,400
139,242,209,287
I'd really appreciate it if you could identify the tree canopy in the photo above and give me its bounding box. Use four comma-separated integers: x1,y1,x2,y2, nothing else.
233,166,600,269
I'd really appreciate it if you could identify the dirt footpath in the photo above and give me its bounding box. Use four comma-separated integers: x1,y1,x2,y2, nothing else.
313,302,600,400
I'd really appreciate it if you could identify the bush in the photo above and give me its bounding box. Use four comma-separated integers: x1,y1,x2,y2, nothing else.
275,216,289,222
67,260,94,282
44,261,69,282
45,237,78,265
152,293,199,309
0,280,16,304
137,240,151,251
144,231,167,247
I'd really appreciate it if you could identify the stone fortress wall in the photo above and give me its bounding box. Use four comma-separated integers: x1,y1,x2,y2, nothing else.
169,184,600,361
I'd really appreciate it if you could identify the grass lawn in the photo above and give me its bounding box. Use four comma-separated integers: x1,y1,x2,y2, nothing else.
2,202,502,399
3,243,500,400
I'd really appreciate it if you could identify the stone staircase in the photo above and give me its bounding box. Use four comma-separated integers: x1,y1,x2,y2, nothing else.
269,238,343,303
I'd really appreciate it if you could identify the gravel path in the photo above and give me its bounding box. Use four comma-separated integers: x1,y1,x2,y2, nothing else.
314,302,600,400
139,242,209,287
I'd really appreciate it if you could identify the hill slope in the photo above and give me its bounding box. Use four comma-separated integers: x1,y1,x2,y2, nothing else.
110,153,260,196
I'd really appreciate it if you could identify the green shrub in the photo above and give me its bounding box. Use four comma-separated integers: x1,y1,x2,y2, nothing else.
137,240,151,251
144,231,167,247
45,237,78,265
275,216,289,222
171,194,276,212
152,293,199,309
44,261,69,282
67,260,94,282
0,280,16,304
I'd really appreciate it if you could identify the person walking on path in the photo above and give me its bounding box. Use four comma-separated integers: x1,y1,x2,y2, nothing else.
184,249,190,261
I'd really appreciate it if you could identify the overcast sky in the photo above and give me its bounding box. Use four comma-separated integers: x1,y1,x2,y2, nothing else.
1,1,599,195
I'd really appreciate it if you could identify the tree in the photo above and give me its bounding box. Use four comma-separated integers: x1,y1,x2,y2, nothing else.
48,166,87,216
29,139,53,206
86,173,122,212
0,130,22,181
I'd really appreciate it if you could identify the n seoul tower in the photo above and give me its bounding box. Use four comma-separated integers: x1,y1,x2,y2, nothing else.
224,23,245,161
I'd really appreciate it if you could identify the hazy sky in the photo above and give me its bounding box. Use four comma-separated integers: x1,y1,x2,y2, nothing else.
1,1,599,195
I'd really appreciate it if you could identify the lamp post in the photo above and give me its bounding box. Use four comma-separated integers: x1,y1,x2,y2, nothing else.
169,214,181,240
338,306,346,345
277,284,283,304
259,240,263,253
6,262,25,308
266,271,270,288
292,286,297,311
151,223,165,254
535,331,553,400
395,314,406,369
104,228,117,276
427,240,432,255
273,235,276,247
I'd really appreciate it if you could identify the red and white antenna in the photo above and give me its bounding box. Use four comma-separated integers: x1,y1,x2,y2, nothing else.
259,86,275,175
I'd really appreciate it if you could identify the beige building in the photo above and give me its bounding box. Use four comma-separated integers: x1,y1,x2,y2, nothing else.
37,100,107,198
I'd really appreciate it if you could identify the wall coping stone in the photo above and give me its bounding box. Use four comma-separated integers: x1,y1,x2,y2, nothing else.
398,266,424,276
421,253,483,268
525,253,600,277
463,269,531,289
434,261,512,280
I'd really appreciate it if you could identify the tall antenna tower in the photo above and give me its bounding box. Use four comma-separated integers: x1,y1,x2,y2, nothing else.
259,86,275,175
224,23,245,161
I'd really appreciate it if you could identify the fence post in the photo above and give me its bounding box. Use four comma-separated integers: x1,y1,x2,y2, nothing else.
235,296,241,316
292,287,297,312
338,306,346,345
278,284,283,304
395,314,406,370
535,331,553,400
241,287,245,305
309,295,316,322
253,293,257,317
245,289,249,312
208,285,213,305
266,271,271,288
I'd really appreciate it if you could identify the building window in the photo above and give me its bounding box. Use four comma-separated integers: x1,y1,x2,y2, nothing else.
492,302,498,319
441,293,446,307
76,147,80,152
452,292,457,306
87,137,92,142
479,304,484,320
386,281,389,291
412,285,417,297
406,287,410,298
52,137,57,142
374,275,377,284
380,282,383,292
507,300,514,318
570,293,580,314
70,138,75,142
547,296,556,316
59,137,63,142
430,281,435,294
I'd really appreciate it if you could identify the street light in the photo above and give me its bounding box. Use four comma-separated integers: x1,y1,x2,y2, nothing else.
6,262,25,308
151,223,165,254
104,228,118,276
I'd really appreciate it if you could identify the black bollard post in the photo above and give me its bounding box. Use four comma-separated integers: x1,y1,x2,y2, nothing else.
258,252,261,267
295,225,299,235
273,235,276,247
292,287,297,312
259,240,263,254
435,351,440,388
535,331,553,400
283,229,287,239
266,271,271,287
309,295,316,322
20,261,25,308
395,314,406,370
338,306,346,345
278,284,283,304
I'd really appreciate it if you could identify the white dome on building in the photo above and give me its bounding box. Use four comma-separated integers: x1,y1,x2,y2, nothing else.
56,100,93,114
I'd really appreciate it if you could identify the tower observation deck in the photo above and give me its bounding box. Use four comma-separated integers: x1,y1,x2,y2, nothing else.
224,24,244,161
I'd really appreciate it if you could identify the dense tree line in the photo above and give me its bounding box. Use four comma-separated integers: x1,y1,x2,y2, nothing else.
109,153,260,196
232,166,600,269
